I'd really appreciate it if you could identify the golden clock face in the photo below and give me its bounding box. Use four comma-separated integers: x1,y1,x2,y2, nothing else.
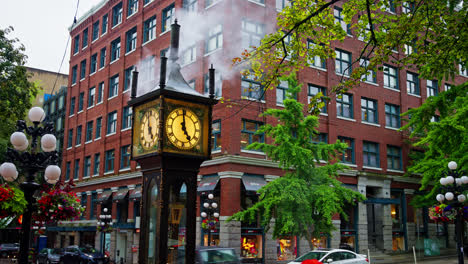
140,108,159,150
165,108,201,150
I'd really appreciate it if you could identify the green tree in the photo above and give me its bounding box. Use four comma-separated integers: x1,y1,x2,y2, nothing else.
229,74,364,249
401,82,468,207
0,27,39,161
235,0,467,94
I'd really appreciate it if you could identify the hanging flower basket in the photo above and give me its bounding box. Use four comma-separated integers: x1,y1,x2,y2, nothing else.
33,183,84,224
0,184,26,219
201,217,219,230
97,225,113,233
429,204,457,222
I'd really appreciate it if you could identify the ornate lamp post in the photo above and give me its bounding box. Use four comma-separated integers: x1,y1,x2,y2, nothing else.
201,193,219,246
436,161,468,264
0,107,60,264
97,207,112,254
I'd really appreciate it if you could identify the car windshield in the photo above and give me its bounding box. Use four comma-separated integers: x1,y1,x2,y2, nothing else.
295,251,327,262
52,248,63,255
1,244,16,248
80,247,97,254
199,249,238,263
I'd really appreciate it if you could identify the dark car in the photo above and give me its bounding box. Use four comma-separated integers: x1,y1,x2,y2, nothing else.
36,248,64,264
60,246,109,264
0,243,19,258
195,246,240,264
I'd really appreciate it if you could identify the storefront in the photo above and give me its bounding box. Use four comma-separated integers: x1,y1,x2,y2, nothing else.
340,195,358,252
391,190,407,252
197,174,221,246
277,236,297,261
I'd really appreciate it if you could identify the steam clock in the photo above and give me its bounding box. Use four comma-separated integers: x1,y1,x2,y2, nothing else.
128,21,217,263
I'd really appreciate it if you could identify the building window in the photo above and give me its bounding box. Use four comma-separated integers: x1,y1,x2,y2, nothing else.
102,14,108,35
308,84,327,113
82,28,88,49
65,162,71,180
276,0,291,10
92,21,100,41
105,149,115,172
100,47,106,68
338,136,355,164
69,97,75,116
277,237,297,261
96,117,102,139
444,83,452,91
74,159,80,179
212,120,221,151
78,92,84,112
73,35,80,54
276,80,289,105
88,87,95,108
312,133,328,144
90,53,97,74
307,41,326,69
334,7,351,35
407,72,420,95
76,125,82,146
122,106,132,130
206,24,223,53
336,93,353,119
241,120,264,150
360,58,376,83
181,43,197,65
71,65,77,84
80,60,86,80
109,74,119,98
86,121,93,142
383,65,398,90
162,4,175,33
241,19,264,49
107,111,117,135
97,82,104,103
112,2,123,27
111,37,121,62
387,145,402,171
363,141,379,168
204,73,222,97
427,80,438,97
67,129,73,148
58,95,64,110
127,0,138,17
335,49,351,76
143,16,157,43
460,64,468,77
126,27,137,53
385,103,400,128
140,56,156,87
84,156,91,177
94,154,100,175
184,0,198,12
402,2,413,13
361,98,378,124
120,145,131,169
386,0,396,12
124,66,134,91
144,0,153,5
56,117,63,130
241,73,263,100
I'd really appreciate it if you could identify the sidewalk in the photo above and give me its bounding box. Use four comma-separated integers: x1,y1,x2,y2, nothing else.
370,248,465,264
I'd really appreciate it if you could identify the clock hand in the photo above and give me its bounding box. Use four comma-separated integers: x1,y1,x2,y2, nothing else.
148,125,153,139
180,109,191,141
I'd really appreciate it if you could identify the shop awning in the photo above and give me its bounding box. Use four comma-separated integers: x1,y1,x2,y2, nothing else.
129,186,142,200
197,176,220,193
113,188,129,201
96,190,113,202
242,175,267,193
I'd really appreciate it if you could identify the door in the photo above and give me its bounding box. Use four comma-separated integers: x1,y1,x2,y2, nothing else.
367,203,384,251
116,232,127,263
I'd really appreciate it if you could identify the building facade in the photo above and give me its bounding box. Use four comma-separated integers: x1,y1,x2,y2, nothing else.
57,0,467,263
26,67,69,107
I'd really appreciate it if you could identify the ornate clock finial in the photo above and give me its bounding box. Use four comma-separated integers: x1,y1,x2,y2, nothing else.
169,20,180,62
160,57,167,90
209,64,215,99
131,67,138,99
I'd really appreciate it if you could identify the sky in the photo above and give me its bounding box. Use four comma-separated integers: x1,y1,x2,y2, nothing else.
0,0,98,74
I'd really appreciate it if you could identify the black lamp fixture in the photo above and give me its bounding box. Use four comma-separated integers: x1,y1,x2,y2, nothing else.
436,161,467,264
97,207,113,253
0,107,60,264
201,193,219,246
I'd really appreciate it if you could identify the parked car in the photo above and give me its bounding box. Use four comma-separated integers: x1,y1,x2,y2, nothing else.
36,248,64,264
60,246,109,264
195,246,240,264
0,243,19,258
288,248,368,264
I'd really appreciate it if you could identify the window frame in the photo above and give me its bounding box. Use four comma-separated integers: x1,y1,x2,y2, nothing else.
110,37,121,62
335,49,352,76
88,86,95,108
387,145,402,171
105,149,115,173
363,141,380,168
338,136,355,164
120,145,131,169
162,4,175,33
308,84,327,114
143,16,157,43
426,80,438,97
112,2,123,27
122,106,133,130
205,24,223,54
86,120,94,142
107,111,118,135
84,156,91,178
385,103,400,128
96,117,102,139
406,72,420,95
125,27,137,54
336,93,353,119
212,120,221,151
240,120,265,150
383,65,399,90
361,97,378,124
109,74,119,99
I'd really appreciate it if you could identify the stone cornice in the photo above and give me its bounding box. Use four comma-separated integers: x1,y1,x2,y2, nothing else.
201,155,280,168
74,171,142,188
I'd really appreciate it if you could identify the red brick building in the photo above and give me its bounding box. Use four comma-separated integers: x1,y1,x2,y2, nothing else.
56,0,467,263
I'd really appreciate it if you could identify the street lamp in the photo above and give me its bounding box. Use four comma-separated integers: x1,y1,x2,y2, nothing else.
98,208,112,254
437,161,467,264
0,107,59,264
201,193,219,246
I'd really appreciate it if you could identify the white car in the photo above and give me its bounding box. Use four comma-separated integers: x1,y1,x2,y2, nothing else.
288,248,368,264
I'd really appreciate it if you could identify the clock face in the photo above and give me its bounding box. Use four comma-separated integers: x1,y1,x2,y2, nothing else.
165,108,201,150
140,108,159,150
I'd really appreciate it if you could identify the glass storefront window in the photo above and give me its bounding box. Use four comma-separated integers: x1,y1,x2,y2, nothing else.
203,234,220,246
167,183,187,263
392,235,404,251
311,236,327,249
241,235,263,260
340,235,356,251
277,236,297,261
